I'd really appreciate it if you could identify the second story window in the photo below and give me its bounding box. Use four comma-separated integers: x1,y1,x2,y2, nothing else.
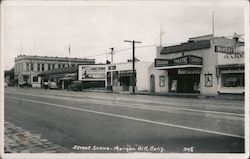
52,64,55,69
26,63,29,71
41,64,44,71
48,64,51,70
31,63,34,71
37,64,40,71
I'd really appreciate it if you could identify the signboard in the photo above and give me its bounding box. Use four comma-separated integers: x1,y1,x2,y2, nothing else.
217,46,244,65
155,59,169,67
178,69,200,74
173,56,188,65
155,55,202,67
161,40,210,54
215,46,240,54
78,65,106,81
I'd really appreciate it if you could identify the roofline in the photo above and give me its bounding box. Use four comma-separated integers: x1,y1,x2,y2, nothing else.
189,34,214,40
15,54,95,61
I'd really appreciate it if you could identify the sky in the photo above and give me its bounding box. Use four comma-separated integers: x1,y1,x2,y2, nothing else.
2,1,246,70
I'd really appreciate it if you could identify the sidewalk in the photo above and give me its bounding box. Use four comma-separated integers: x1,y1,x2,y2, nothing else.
82,88,245,100
7,86,244,100
4,122,67,153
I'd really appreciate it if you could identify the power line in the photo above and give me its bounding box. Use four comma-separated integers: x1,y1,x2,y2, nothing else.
80,33,244,59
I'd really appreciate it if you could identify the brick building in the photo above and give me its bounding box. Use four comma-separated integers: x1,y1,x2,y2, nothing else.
14,55,95,87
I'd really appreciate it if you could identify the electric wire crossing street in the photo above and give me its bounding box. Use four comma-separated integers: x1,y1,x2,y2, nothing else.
4,87,244,153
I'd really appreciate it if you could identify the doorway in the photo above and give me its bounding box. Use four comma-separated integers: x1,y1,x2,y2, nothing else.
150,74,155,93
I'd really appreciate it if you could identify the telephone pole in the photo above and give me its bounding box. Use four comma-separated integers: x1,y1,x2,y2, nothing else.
212,11,215,35
109,47,114,91
124,40,142,93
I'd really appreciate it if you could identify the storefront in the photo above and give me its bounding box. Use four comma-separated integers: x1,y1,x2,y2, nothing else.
149,34,245,95
168,68,201,93
39,67,77,89
155,55,202,93
215,46,244,94
106,61,152,92
107,69,136,91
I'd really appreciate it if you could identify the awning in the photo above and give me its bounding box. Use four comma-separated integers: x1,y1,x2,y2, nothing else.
218,64,244,69
60,77,74,81
155,65,202,70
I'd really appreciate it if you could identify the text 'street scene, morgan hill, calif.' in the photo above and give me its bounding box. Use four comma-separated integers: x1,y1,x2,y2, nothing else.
1,0,249,159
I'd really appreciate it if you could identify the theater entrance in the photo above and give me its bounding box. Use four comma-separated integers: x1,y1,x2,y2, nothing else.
169,69,200,93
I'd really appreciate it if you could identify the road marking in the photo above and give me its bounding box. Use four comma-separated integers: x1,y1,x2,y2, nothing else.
5,91,244,117
5,96,244,139
6,89,244,108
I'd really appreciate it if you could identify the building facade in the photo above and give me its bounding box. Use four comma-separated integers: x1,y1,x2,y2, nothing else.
106,61,152,92
149,34,244,95
14,55,95,87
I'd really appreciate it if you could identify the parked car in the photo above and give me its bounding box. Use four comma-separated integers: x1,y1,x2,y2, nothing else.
48,82,58,89
43,82,49,89
19,82,32,88
68,81,82,91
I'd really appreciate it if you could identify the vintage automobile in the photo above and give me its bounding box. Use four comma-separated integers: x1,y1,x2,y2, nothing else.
19,82,32,88
68,81,82,91
48,82,58,89
43,82,49,89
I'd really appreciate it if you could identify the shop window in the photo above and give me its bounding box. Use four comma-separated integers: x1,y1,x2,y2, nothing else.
33,76,39,82
222,73,244,87
205,74,212,87
159,76,165,87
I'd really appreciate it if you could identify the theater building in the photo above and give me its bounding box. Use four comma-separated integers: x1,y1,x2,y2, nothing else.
14,55,95,87
149,34,244,95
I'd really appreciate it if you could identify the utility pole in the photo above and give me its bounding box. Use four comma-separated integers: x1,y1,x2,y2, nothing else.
160,24,163,47
68,44,71,67
109,47,114,91
212,11,215,35
30,58,32,86
124,40,142,93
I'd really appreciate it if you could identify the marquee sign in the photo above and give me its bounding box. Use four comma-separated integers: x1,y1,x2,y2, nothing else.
155,55,202,67
215,46,241,54
178,69,200,74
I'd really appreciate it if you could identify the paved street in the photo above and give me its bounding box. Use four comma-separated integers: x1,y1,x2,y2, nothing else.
4,87,245,153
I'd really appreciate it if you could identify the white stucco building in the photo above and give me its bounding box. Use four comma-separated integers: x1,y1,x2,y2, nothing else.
149,34,244,95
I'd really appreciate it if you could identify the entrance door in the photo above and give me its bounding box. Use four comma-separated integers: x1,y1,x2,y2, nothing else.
150,74,155,93
177,74,200,93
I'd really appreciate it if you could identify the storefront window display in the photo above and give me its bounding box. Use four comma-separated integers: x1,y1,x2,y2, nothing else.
221,73,244,87
205,74,213,87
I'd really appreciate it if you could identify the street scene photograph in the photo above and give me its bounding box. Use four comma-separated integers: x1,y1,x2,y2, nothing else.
1,0,249,158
